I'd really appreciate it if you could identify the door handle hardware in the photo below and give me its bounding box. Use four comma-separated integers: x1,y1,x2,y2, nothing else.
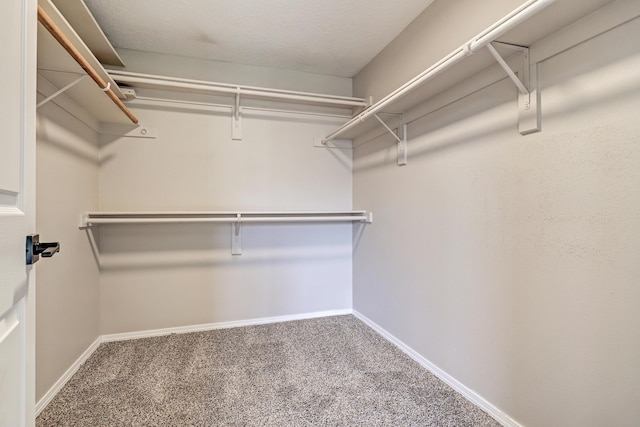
26,234,60,265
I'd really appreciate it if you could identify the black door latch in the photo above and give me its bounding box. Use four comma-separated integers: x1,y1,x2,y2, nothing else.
26,234,60,265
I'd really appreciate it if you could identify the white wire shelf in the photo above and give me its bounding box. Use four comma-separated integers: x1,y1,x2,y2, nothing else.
80,211,372,256
108,71,369,109
81,211,372,227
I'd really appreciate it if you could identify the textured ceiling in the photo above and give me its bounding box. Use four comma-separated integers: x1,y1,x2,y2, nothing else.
84,0,434,77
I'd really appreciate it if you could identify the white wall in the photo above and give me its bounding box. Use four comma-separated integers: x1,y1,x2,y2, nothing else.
352,2,640,426
35,97,100,401
97,58,354,334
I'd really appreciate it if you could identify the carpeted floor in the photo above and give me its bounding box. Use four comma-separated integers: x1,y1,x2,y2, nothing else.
37,315,500,426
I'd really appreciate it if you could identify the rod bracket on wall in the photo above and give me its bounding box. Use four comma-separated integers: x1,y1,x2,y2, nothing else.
487,42,541,134
397,124,408,166
314,136,352,149
373,114,408,166
232,87,243,141
231,214,242,255
99,124,158,139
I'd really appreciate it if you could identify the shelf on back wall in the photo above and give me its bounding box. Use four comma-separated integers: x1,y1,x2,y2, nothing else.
80,210,373,256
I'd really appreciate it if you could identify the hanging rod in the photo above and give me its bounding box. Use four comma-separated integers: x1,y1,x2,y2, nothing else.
108,71,370,109
322,0,555,144
131,96,352,119
81,211,372,255
37,5,139,124
81,211,373,227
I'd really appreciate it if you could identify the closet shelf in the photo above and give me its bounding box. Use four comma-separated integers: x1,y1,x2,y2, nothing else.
106,71,369,141
107,71,370,110
50,0,125,67
37,0,137,124
81,211,373,227
81,211,372,256
322,0,558,146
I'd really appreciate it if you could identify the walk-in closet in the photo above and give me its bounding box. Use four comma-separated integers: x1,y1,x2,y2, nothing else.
1,0,639,425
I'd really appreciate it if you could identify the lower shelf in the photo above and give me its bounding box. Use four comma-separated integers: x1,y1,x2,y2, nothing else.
80,210,373,255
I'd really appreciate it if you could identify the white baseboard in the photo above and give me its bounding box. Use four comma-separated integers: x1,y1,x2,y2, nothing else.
101,309,353,342
35,336,102,416
352,310,522,427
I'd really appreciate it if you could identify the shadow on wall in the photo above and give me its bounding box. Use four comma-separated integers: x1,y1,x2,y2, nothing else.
36,105,99,165
353,78,515,173
96,102,230,149
87,222,353,271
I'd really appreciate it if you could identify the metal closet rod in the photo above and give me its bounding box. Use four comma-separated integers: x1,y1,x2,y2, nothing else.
130,96,351,119
36,5,139,124
81,211,373,227
322,0,556,143
108,71,370,108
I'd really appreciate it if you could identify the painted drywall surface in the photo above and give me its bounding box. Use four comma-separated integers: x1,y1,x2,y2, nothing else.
88,0,434,78
35,104,100,401
98,96,353,334
353,10,640,427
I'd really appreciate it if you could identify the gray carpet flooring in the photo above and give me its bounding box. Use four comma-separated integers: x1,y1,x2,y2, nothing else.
37,315,500,426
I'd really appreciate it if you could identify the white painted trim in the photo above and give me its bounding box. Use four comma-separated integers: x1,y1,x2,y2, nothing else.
101,309,353,342
352,310,522,427
35,336,102,416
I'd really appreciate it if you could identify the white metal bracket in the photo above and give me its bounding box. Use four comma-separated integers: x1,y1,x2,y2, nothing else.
313,136,352,149
365,211,373,224
373,114,408,166
487,42,540,134
78,213,89,229
232,87,243,140
36,75,86,108
99,124,158,139
397,124,408,166
231,214,242,255
519,58,540,135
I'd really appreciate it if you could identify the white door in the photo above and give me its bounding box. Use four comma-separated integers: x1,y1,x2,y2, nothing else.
0,0,37,426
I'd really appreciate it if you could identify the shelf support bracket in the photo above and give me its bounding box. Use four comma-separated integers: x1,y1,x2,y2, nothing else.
36,75,86,108
486,42,540,134
232,87,243,140
231,214,242,255
487,43,529,95
373,114,407,166
397,124,408,166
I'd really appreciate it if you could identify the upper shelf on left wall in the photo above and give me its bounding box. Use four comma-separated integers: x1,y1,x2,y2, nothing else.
37,0,138,124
